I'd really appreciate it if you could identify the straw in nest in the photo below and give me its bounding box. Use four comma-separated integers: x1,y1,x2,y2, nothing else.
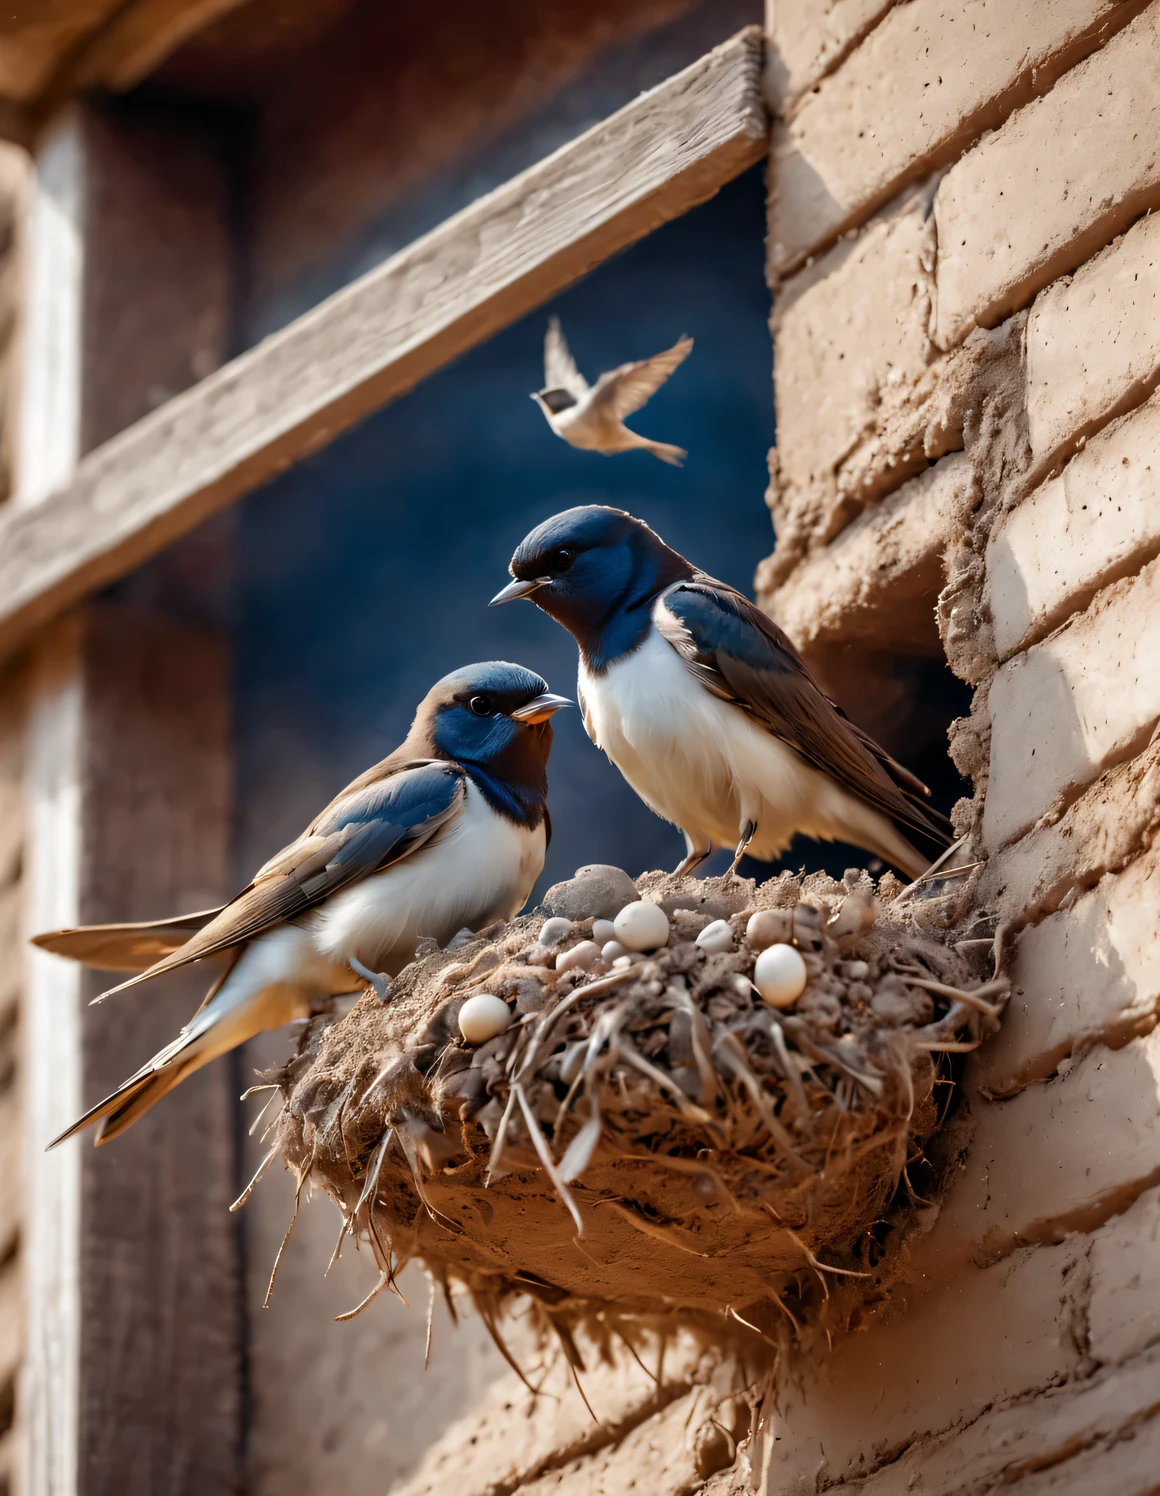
257,865,1006,1351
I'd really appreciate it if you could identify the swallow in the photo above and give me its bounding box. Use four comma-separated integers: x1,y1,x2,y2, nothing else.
531,316,692,466
492,507,952,880
33,663,569,1146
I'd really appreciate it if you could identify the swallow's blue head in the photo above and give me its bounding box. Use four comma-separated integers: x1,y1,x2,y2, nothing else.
419,662,569,825
491,505,692,669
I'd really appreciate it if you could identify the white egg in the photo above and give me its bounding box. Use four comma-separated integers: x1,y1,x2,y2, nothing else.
602,940,629,962
592,918,617,945
753,944,808,1009
695,919,734,954
556,940,601,973
458,993,513,1044
613,901,670,952
538,916,573,947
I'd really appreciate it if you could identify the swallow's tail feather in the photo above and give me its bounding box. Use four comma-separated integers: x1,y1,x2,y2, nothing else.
48,950,298,1147
31,908,224,972
640,438,687,467
50,1045,202,1148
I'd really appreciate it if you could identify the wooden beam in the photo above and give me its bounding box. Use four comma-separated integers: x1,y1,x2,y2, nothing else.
0,0,246,128
17,104,241,1496
73,0,252,92
21,618,84,1496
0,26,766,663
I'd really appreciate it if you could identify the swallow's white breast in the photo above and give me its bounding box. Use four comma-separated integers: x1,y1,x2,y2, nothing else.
579,624,915,865
550,397,637,453
309,780,546,972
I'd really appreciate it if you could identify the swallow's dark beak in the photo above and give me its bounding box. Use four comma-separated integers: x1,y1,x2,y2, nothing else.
510,692,572,724
490,577,547,605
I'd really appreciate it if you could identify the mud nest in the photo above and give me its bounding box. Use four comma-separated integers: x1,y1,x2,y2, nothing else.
264,866,1007,1344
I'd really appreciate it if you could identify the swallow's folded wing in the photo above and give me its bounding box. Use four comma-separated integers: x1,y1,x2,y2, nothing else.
88,760,467,1000
592,335,693,419
544,315,589,396
655,581,953,848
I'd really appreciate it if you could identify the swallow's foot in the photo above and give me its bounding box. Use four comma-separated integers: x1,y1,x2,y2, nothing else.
674,835,712,878
725,821,757,880
349,955,391,1004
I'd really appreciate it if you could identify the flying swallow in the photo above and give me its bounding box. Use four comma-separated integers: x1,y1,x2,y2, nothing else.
531,316,692,466
33,663,569,1146
492,507,951,880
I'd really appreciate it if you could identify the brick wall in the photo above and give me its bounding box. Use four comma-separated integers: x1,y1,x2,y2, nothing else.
754,1,1160,1490
380,6,1160,1491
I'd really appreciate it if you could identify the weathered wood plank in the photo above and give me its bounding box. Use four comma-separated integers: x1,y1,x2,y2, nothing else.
0,27,766,663
23,609,242,1496
22,617,86,1496
73,0,252,92
17,103,241,1496
75,605,241,1496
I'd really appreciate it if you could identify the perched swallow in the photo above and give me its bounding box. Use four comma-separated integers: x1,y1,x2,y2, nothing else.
531,316,692,466
34,663,569,1146
492,507,952,880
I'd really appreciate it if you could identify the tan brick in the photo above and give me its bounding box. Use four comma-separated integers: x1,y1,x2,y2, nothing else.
766,0,896,107
394,1332,707,1496
934,4,1160,348
760,1238,1083,1490
773,190,936,509
978,738,1160,924
942,1027,1160,1260
761,451,970,653
983,557,1160,850
975,845,1160,1096
1003,1413,1160,1494
516,1391,706,1496
1027,208,1160,471
843,1343,1160,1494
764,329,983,584
988,390,1160,660
1089,1185,1160,1365
769,0,1139,275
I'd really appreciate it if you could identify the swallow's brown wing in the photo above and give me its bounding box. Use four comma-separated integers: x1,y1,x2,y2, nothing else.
31,909,226,972
544,316,589,397
84,760,466,1001
655,581,953,848
590,335,693,420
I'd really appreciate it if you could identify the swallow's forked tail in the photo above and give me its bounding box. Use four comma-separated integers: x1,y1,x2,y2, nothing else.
641,438,687,467
48,954,280,1148
51,1029,211,1148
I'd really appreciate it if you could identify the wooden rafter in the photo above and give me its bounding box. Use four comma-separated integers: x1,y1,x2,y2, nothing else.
0,27,766,662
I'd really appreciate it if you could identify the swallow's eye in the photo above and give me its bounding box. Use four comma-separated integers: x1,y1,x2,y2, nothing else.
469,694,496,717
548,546,575,574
